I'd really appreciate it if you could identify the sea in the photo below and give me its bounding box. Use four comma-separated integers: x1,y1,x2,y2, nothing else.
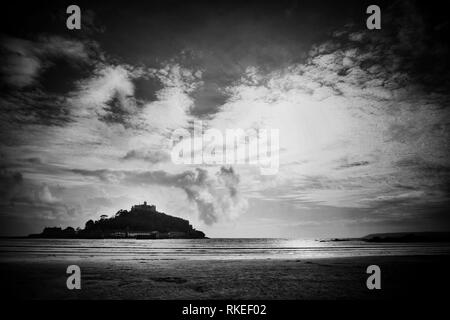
1,238,450,261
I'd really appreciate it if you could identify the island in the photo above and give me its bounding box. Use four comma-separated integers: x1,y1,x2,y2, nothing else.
29,201,206,239
320,232,450,243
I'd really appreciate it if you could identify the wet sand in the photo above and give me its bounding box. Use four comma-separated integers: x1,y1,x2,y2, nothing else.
1,255,449,299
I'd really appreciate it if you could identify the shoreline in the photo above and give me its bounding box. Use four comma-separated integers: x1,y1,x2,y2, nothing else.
1,255,449,299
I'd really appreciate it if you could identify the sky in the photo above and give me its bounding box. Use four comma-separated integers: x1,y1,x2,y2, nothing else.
0,0,449,238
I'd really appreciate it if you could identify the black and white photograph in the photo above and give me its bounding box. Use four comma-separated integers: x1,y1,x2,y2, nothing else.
0,0,449,312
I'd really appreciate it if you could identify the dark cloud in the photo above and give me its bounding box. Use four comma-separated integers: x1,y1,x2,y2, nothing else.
23,157,43,164
0,169,23,200
122,149,170,164
0,168,79,221
0,35,92,89
38,56,94,94
338,161,370,169
99,92,136,127
0,90,72,127
314,1,450,97
189,82,229,118
217,166,239,197
133,76,164,103
0,35,98,131
396,157,450,174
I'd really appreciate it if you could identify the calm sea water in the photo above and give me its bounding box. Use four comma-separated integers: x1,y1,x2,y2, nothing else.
1,238,450,261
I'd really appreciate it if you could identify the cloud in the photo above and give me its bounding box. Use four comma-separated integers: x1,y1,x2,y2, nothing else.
70,64,137,118
122,149,170,164
138,64,202,131
0,169,23,200
0,35,91,88
0,90,72,126
0,168,77,219
200,2,450,218
338,161,370,169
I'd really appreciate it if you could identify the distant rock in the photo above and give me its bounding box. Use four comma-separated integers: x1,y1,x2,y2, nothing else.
361,232,450,243
29,201,206,239
320,232,450,243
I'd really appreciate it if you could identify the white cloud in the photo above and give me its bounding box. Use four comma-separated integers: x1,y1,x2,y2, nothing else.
71,64,136,117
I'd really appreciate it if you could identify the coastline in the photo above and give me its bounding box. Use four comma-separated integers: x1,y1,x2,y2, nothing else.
2,255,449,299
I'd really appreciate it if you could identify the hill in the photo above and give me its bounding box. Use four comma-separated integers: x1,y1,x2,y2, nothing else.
321,231,450,243
29,202,206,239
361,232,450,243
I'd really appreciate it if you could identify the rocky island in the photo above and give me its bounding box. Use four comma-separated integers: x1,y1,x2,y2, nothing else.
29,202,206,239
320,232,450,243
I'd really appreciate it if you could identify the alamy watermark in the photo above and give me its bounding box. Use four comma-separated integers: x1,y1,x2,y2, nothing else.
66,5,81,30
66,265,81,290
170,121,279,175
366,5,381,30
366,265,381,290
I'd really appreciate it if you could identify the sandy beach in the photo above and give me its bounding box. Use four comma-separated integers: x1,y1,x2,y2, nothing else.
2,255,449,300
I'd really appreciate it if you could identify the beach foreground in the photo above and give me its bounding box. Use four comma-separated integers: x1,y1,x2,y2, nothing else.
2,255,449,300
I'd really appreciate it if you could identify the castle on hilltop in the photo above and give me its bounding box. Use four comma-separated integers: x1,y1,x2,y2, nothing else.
131,201,156,211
